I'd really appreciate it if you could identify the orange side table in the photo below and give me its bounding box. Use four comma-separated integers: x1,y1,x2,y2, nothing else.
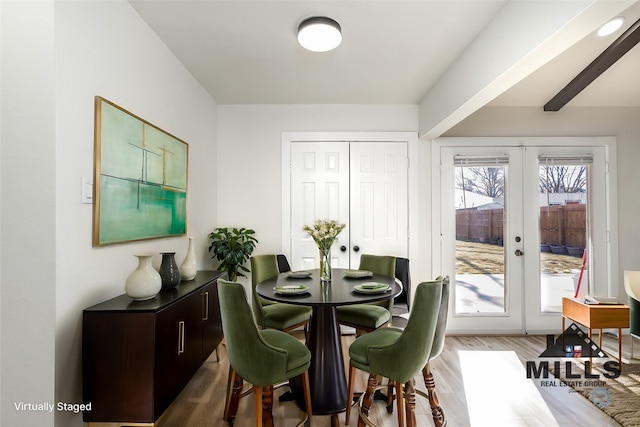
561,297,629,366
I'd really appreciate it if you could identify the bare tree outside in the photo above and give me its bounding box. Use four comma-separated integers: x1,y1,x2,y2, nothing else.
457,165,586,198
539,165,587,193
457,166,504,198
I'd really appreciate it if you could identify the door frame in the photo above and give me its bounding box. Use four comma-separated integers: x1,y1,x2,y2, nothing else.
432,136,619,334
281,131,419,291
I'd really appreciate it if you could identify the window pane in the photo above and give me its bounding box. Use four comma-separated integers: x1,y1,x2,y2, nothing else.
455,164,506,314
539,163,589,313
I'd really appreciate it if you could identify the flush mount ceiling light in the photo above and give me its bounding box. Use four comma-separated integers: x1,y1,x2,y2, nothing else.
297,16,342,52
598,17,625,36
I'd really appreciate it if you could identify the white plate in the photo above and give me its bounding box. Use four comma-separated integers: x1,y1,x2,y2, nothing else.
343,269,373,278
273,285,310,295
287,271,312,279
353,283,391,294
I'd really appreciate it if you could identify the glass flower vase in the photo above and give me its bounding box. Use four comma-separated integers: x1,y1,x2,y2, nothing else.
319,248,332,282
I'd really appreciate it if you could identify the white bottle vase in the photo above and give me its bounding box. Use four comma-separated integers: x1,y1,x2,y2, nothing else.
179,237,197,281
125,254,162,301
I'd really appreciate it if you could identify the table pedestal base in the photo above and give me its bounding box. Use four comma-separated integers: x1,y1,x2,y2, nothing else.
291,305,347,415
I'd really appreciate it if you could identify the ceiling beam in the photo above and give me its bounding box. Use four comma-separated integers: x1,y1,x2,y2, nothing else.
417,0,635,139
544,18,640,111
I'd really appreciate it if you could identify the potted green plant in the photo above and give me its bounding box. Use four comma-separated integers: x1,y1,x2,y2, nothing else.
208,227,258,281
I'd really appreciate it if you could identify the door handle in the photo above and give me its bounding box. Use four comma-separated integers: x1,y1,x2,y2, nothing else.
340,245,347,252
353,245,360,252
515,249,524,256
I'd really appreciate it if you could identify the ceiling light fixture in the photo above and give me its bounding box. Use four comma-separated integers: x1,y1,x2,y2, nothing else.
598,17,625,36
297,16,342,52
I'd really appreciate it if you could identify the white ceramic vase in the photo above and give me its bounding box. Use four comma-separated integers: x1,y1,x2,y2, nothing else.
179,237,197,281
125,254,162,301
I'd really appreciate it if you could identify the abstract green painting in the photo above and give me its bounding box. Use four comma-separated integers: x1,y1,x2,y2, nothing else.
93,97,188,246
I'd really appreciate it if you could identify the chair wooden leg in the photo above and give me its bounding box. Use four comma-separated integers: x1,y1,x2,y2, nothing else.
261,385,274,427
358,374,379,427
395,381,405,427
223,368,234,421
404,379,416,427
302,371,313,417
254,386,263,427
345,364,356,425
224,368,243,423
422,363,445,427
386,381,395,413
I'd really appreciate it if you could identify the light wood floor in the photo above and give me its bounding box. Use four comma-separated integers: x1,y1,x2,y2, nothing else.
155,332,637,427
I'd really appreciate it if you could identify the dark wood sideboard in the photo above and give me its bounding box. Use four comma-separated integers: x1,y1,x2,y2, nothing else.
83,270,225,425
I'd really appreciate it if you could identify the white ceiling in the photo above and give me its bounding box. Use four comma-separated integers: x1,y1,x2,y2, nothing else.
490,1,640,108
130,0,640,113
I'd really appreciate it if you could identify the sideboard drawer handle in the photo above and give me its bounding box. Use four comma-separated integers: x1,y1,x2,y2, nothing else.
178,321,185,355
202,292,209,321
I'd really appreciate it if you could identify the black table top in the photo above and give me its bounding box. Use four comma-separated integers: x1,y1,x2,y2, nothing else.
256,268,402,307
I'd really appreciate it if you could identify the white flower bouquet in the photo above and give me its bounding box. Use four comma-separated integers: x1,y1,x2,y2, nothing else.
303,219,345,281
303,219,346,250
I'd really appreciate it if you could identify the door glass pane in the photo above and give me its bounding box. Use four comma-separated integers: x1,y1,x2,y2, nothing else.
539,161,589,313
455,163,506,314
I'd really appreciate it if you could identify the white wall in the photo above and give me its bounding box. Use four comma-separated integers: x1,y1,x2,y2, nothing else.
2,1,218,426
216,105,431,289
217,104,418,251
445,106,640,301
1,1,56,426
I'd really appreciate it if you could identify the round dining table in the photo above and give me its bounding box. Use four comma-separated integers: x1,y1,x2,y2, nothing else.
256,268,402,416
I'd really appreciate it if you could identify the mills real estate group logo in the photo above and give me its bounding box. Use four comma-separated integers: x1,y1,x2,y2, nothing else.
526,322,619,407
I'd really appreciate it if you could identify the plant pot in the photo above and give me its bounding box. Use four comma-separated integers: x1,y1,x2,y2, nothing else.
550,245,568,255
567,246,584,257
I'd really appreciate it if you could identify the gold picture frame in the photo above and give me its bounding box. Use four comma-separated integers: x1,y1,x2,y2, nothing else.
93,96,188,246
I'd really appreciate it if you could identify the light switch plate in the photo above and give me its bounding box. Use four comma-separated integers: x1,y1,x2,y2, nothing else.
81,177,93,204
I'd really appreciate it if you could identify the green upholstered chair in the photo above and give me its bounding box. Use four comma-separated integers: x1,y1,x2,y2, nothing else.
624,270,640,358
345,279,443,427
250,254,311,332
421,275,450,426
276,254,292,273
336,254,396,334
394,257,412,312
385,275,450,426
218,280,312,427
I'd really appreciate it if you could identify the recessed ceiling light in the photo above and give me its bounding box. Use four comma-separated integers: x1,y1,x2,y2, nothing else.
297,17,342,52
598,17,625,36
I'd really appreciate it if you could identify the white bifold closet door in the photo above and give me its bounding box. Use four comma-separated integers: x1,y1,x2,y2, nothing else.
290,141,408,270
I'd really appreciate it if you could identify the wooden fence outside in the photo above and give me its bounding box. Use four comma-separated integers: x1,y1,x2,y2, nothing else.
456,204,586,248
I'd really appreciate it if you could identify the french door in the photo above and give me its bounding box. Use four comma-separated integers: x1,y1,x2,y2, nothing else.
287,140,408,271
435,138,613,334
